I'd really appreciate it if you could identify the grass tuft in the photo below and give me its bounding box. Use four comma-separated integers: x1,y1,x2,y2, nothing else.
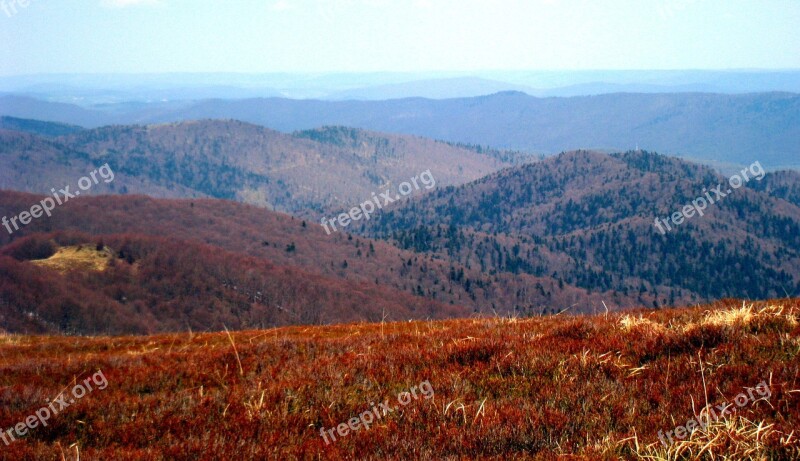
628,415,800,461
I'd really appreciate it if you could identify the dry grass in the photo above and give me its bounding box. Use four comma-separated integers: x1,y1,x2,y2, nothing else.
618,301,799,339
0,299,797,460
701,302,799,331
619,314,669,334
30,244,114,273
627,415,799,460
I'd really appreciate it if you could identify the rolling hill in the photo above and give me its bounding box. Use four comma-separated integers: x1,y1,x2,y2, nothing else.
0,191,626,334
0,230,465,335
2,147,799,334
0,120,520,217
362,150,800,307
0,116,83,138
2,92,799,169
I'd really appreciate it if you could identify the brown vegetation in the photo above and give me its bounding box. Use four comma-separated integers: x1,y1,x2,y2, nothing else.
0,120,512,217
0,191,614,331
0,299,797,459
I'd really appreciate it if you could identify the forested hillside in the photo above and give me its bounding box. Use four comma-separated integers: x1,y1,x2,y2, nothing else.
0,120,517,217
0,191,624,334
364,150,800,306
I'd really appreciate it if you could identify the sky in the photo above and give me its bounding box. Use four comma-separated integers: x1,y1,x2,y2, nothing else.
1,0,799,75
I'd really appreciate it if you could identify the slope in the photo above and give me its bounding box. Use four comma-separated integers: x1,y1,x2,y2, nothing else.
0,116,83,137
0,120,517,216
0,231,465,335
0,191,624,327
363,150,800,306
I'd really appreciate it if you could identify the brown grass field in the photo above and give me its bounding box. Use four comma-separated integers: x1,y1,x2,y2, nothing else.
0,299,799,460
30,245,115,274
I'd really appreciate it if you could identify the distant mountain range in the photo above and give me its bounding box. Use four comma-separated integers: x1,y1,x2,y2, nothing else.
0,116,83,137
2,70,799,102
1,91,798,169
1,119,799,334
0,119,521,216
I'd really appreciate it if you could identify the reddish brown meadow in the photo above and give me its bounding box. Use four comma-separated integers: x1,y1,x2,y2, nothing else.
1,299,799,460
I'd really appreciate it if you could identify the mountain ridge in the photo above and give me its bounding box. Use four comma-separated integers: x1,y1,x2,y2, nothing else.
362,149,800,306
0,119,519,217
2,92,798,169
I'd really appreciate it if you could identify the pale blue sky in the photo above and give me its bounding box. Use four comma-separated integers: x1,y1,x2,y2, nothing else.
1,0,799,75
